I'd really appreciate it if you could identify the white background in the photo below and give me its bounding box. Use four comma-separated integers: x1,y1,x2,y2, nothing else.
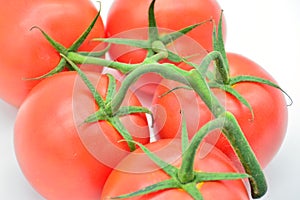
1,0,300,199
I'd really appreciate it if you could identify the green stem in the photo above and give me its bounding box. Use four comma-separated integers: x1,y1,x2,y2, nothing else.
196,50,227,79
222,112,267,198
187,69,225,116
67,41,169,71
187,69,267,198
68,44,267,197
67,52,136,73
111,63,190,112
212,11,230,84
182,183,204,200
109,117,136,151
178,117,226,184
214,55,230,84
110,61,267,197
143,41,169,64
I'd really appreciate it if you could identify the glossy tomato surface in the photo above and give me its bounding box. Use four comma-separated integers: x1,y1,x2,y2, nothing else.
101,139,249,199
14,71,150,200
0,0,105,107
152,53,288,168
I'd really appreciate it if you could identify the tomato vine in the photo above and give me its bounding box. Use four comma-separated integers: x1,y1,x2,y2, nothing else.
23,0,292,199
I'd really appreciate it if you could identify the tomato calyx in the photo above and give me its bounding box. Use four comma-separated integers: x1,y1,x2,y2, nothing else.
29,9,106,80
111,115,249,199
61,54,151,151
93,0,211,65
207,12,292,118
38,0,210,75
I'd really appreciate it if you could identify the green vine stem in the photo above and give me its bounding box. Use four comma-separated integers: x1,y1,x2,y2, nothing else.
178,116,227,184
66,40,169,74
32,1,271,197
108,60,267,198
222,112,267,198
66,51,137,74
56,13,269,195
111,63,190,112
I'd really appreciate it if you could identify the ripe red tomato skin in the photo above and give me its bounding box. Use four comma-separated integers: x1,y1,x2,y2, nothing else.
14,71,150,200
0,0,105,107
152,53,288,168
101,139,249,200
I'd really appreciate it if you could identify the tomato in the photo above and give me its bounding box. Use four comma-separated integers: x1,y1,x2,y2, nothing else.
0,0,105,107
105,0,225,100
151,53,288,168
101,139,249,199
106,0,226,59
14,71,150,200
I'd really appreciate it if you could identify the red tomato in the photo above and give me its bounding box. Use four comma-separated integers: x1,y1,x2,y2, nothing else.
105,0,224,99
151,53,288,168
0,0,105,107
106,0,226,59
101,139,249,199
14,71,150,200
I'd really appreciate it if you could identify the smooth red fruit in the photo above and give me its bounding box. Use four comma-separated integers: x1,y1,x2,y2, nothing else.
14,71,150,200
0,0,105,107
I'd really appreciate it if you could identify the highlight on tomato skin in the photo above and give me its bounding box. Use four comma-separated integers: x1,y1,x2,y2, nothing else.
151,52,288,169
101,139,250,200
0,0,105,107
13,71,150,200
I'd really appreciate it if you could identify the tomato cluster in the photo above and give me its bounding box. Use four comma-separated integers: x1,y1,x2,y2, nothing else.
0,0,289,199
